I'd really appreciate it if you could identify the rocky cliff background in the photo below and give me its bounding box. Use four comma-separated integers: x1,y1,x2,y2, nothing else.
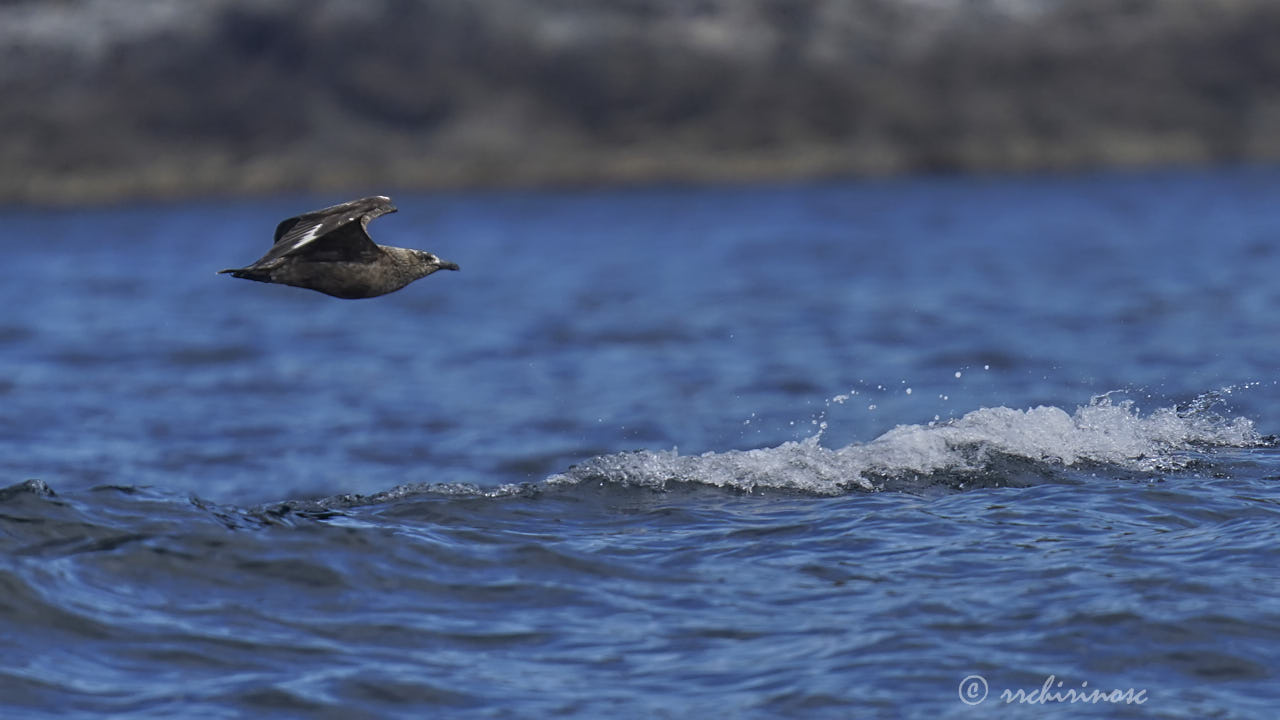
3,0,1279,204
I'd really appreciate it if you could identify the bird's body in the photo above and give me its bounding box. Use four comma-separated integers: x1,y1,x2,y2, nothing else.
220,195,458,299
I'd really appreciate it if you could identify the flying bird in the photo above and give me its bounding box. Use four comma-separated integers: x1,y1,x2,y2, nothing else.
219,195,458,299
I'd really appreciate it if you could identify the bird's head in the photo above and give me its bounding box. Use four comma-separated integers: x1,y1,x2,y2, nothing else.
411,249,460,276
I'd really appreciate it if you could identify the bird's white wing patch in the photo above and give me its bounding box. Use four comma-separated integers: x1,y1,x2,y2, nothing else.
288,222,325,251
267,197,392,263
287,213,363,252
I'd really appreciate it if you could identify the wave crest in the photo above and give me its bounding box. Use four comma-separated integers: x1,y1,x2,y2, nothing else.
549,392,1266,494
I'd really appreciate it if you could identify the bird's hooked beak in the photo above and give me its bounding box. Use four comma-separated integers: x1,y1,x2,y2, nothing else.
437,259,460,272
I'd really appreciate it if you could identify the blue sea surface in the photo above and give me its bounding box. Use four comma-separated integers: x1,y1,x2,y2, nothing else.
2,167,1280,717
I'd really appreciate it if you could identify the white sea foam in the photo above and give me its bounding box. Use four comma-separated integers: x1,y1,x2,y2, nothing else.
547,391,1264,494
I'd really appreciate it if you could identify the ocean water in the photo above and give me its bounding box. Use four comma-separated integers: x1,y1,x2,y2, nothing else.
2,166,1280,718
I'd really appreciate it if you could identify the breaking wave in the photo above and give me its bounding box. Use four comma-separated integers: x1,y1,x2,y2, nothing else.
548,390,1269,495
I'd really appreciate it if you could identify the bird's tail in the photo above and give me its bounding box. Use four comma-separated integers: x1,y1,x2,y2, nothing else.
218,267,267,281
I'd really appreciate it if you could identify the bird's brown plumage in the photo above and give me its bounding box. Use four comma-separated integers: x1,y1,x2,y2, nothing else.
219,196,458,299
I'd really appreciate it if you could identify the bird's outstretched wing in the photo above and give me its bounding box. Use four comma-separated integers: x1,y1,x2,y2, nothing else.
259,196,396,265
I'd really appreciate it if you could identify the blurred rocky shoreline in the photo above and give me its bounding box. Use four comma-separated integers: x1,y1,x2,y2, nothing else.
3,0,1279,204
